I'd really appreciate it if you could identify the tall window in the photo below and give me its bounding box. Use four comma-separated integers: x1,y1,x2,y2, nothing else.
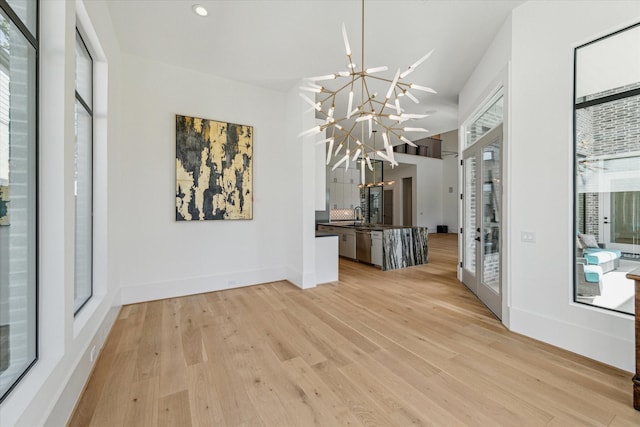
74,29,92,314
574,23,640,315
0,0,38,403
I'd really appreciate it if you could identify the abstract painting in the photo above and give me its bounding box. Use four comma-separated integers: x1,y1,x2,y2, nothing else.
176,114,253,221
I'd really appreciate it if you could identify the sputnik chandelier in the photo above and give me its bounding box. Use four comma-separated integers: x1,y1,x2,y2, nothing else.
299,0,436,182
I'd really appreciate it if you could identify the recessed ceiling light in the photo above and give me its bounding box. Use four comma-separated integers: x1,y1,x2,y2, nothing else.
192,4,208,17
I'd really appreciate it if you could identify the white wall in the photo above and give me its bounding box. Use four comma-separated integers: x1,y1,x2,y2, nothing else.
384,163,417,226
459,13,513,122
284,84,318,288
441,130,459,232
507,0,640,372
0,1,122,426
458,8,513,327
386,154,443,232
116,54,289,303
459,1,640,371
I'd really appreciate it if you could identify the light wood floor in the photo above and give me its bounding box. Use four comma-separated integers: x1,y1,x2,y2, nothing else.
69,234,640,426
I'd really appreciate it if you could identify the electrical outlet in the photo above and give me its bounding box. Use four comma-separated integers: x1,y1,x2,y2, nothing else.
521,231,536,243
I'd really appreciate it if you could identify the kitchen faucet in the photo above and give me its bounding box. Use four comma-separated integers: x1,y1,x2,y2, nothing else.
353,206,363,224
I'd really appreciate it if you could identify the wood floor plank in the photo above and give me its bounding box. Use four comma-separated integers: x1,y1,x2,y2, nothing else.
199,309,264,426
158,298,189,397
312,360,401,426
178,296,205,366
282,356,363,426
186,362,226,427
134,299,163,381
115,303,147,355
123,377,159,427
343,350,457,426
69,234,640,426
157,390,192,427
86,349,138,427
67,316,127,427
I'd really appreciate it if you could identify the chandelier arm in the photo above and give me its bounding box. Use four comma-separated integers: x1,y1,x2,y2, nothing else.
387,127,405,143
360,77,378,117
318,76,360,107
362,74,396,84
317,90,339,106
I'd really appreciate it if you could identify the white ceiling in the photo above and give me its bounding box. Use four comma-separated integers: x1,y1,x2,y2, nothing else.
106,0,523,136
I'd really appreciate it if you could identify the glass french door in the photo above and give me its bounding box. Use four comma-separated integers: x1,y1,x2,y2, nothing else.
601,189,640,257
462,124,503,319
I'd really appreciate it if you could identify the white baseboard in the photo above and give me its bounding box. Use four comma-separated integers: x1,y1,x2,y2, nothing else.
286,267,317,290
45,305,120,427
119,266,287,305
510,306,634,372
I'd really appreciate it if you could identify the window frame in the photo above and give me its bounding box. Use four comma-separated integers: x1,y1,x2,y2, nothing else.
572,21,640,315
73,27,93,316
0,0,39,404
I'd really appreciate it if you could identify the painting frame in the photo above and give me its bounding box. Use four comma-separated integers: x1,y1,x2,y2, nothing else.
175,114,253,221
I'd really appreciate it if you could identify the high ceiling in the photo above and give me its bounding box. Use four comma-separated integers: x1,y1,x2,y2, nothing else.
106,0,523,136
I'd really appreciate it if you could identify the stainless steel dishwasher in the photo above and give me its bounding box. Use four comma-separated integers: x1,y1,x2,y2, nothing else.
356,230,372,264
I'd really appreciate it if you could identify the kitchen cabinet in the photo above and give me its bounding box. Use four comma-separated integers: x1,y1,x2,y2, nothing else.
371,231,383,267
339,232,356,259
328,166,361,211
317,225,356,259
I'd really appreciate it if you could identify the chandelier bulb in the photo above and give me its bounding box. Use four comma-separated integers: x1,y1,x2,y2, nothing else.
365,66,388,74
400,136,417,147
326,139,335,165
405,90,420,104
300,86,322,93
309,74,336,81
400,49,434,79
298,125,321,137
382,132,390,149
332,153,350,171
385,69,401,100
410,84,437,94
341,23,352,56
347,91,354,119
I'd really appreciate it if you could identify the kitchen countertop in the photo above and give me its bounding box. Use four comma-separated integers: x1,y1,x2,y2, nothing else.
318,222,421,231
315,231,339,238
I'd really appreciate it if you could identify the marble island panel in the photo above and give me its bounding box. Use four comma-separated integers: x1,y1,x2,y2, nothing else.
381,227,428,271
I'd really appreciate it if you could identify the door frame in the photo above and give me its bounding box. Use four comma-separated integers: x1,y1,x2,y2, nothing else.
461,124,503,319
458,74,510,327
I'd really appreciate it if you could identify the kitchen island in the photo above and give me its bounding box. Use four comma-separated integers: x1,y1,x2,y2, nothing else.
317,223,428,271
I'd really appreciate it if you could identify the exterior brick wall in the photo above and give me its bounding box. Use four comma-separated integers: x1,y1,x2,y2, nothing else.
576,82,640,244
